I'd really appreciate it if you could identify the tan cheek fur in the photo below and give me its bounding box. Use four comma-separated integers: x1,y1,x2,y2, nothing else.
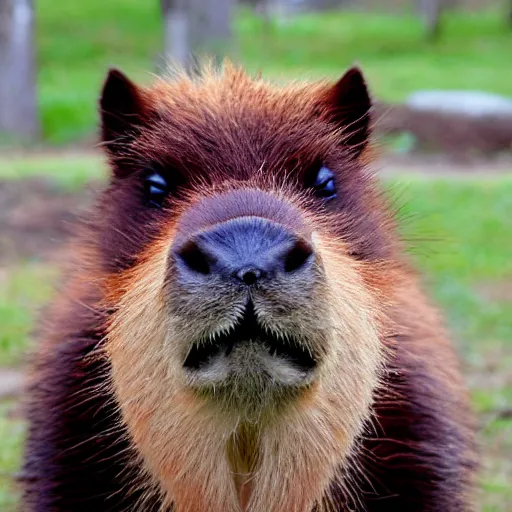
106,231,383,512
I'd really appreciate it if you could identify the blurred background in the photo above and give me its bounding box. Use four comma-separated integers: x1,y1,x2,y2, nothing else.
0,0,511,510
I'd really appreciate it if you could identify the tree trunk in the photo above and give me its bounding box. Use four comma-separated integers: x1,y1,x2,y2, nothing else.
161,0,233,72
417,0,443,40
305,0,342,10
0,0,39,141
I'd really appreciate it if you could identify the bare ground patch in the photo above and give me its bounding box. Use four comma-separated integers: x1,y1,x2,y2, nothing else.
0,371,23,400
0,179,97,264
476,279,512,303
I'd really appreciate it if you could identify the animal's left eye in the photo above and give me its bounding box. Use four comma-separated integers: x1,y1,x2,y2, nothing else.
144,167,170,208
310,166,337,201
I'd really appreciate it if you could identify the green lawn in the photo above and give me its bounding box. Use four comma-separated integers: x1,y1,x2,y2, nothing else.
0,153,106,190
0,264,57,367
0,156,511,509
0,403,23,510
34,1,512,143
395,178,512,512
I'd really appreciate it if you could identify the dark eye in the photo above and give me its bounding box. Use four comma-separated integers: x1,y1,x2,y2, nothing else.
144,167,169,207
143,164,185,208
310,166,337,201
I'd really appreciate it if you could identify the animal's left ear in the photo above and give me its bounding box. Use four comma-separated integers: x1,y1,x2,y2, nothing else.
322,66,372,157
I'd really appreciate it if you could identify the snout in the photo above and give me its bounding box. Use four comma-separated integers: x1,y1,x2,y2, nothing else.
166,189,325,398
172,217,314,286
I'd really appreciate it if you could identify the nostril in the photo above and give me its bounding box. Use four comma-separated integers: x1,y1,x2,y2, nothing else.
284,239,314,273
236,268,262,286
176,241,211,275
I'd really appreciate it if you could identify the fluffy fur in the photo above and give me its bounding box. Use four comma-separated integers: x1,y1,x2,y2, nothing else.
22,63,477,511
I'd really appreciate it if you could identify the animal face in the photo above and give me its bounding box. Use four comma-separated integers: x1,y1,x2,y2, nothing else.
100,64,392,511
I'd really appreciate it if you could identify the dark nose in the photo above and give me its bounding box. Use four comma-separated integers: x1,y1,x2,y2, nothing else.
173,217,314,285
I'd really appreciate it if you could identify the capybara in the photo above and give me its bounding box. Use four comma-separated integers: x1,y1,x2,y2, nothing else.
22,64,477,511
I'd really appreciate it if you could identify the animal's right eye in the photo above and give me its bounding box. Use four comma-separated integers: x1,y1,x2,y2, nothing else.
144,167,169,208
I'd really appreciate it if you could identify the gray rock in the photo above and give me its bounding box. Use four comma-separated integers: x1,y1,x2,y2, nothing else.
407,90,512,119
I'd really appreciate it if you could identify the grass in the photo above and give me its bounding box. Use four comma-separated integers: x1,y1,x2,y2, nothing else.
0,153,106,190
32,1,512,143
0,403,24,510
396,177,512,510
0,157,511,509
0,264,57,367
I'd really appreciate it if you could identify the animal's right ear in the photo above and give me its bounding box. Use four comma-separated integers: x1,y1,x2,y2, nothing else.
321,66,372,158
99,68,147,172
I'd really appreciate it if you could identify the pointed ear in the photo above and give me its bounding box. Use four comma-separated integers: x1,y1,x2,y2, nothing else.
99,68,147,161
322,66,372,157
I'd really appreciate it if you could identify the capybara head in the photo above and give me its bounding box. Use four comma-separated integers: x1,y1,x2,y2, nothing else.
98,64,395,511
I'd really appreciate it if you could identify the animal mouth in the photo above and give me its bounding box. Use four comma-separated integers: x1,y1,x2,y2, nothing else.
183,302,317,372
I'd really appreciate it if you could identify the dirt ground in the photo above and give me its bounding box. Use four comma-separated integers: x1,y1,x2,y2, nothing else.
0,179,97,265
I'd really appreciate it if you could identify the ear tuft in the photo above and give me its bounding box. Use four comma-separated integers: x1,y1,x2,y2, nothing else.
323,66,372,156
99,68,146,160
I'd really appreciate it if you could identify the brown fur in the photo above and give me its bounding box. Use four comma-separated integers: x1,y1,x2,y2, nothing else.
22,63,477,512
